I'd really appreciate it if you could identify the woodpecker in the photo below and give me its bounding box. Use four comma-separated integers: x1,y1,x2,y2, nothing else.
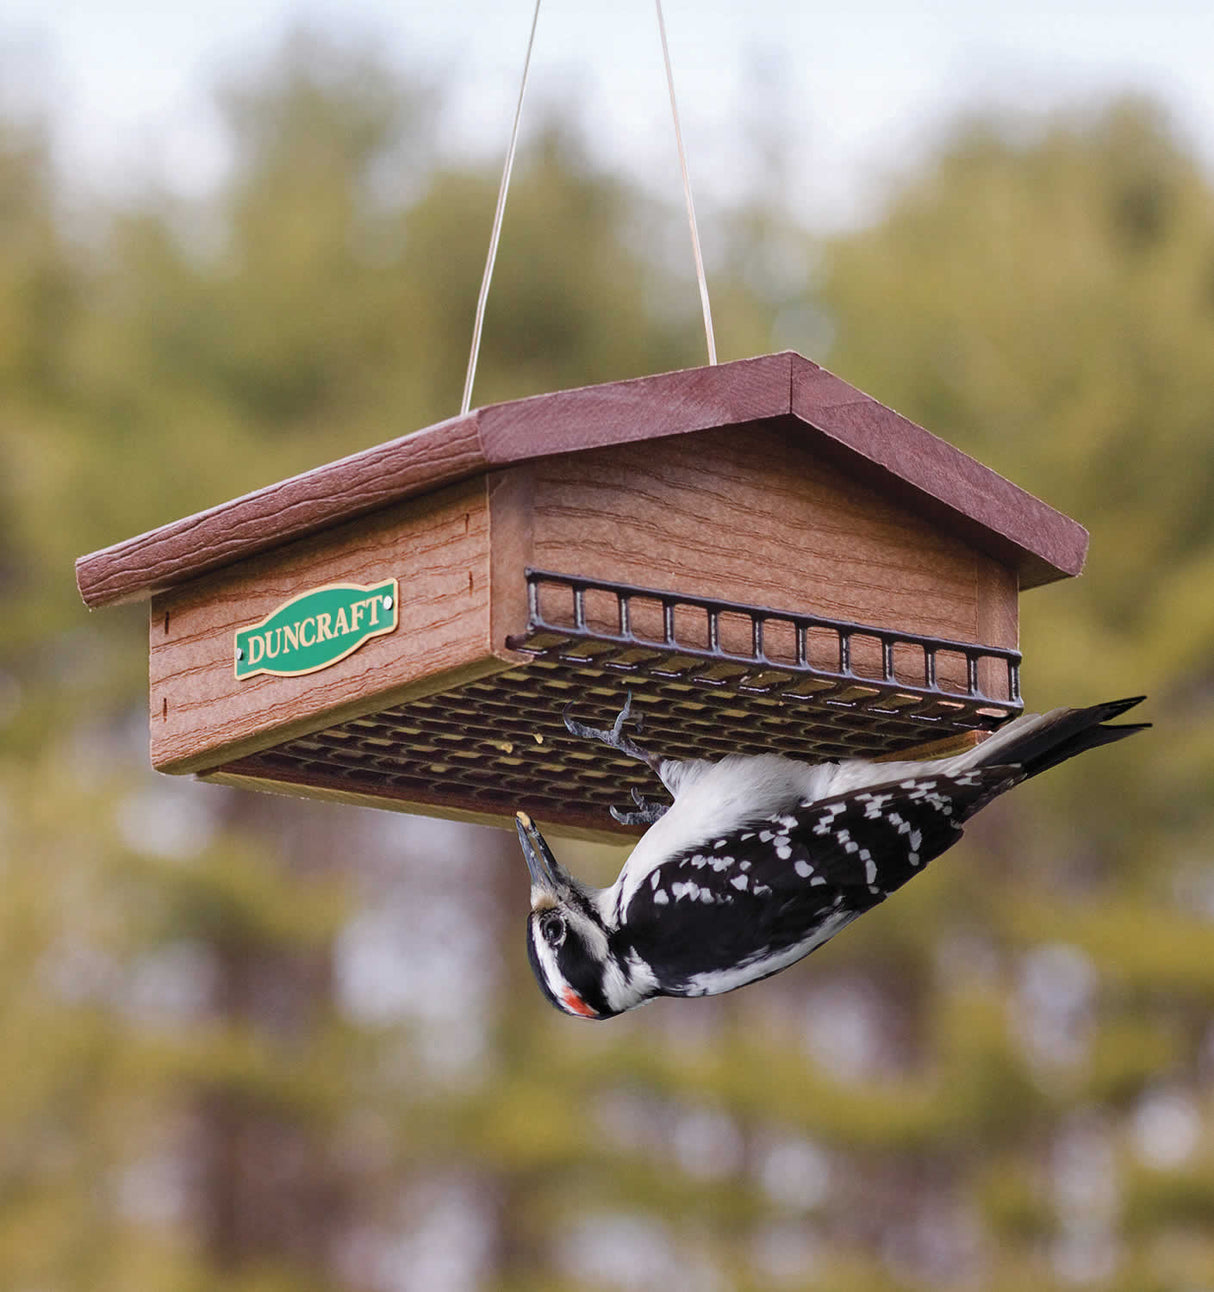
516,695,1148,1019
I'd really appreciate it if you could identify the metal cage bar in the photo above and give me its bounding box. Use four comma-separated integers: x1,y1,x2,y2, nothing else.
509,568,1022,721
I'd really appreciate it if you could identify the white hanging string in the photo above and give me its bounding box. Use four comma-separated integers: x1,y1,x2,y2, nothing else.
460,0,718,415
460,0,542,417
656,0,716,365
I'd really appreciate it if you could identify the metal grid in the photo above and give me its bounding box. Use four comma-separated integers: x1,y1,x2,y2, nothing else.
218,570,1022,834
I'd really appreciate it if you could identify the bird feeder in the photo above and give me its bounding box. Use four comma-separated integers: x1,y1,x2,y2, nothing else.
75,351,1087,840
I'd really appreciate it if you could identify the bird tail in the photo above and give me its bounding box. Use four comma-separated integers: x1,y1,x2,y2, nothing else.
958,696,1149,780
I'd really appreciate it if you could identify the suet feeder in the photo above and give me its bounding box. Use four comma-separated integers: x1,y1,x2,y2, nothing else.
76,351,1087,841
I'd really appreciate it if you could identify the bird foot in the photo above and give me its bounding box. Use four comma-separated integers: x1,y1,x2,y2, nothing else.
610,787,670,827
564,693,671,824
563,691,661,772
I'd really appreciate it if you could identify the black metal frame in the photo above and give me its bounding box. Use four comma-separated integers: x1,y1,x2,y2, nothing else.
508,568,1021,725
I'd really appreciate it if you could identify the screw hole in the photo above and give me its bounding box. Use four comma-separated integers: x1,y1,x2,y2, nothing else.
163,611,170,634
162,697,168,719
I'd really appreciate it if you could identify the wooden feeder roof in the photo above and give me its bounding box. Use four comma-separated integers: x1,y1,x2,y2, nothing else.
76,351,1087,611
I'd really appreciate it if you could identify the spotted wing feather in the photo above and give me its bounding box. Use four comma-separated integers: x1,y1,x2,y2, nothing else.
618,766,1019,995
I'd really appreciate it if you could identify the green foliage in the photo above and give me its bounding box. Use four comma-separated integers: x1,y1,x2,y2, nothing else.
814,93,1214,1288
1,29,1211,1289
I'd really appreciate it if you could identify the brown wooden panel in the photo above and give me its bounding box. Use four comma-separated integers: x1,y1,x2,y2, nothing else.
150,478,500,774
486,464,536,665
976,561,1019,701
976,561,1019,649
525,420,991,652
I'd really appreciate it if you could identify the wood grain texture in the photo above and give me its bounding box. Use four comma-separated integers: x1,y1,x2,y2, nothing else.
790,359,1088,590
150,478,502,774
525,420,997,652
78,350,1085,608
976,562,1019,700
486,464,536,665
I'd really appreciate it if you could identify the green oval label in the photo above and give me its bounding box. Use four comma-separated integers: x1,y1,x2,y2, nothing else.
234,579,398,680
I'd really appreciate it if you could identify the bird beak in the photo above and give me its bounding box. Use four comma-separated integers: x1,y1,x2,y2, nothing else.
516,811,562,900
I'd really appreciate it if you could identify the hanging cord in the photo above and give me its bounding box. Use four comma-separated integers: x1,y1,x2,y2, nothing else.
656,0,716,365
460,0,717,414
461,0,542,417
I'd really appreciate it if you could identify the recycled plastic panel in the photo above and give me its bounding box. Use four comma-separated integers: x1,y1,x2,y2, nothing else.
148,475,499,775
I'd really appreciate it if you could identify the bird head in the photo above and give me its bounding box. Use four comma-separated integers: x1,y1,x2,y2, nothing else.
515,812,624,1020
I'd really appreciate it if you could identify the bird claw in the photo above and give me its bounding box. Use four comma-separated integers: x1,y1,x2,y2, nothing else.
631,786,664,813
607,780,671,821
609,786,669,825
610,801,669,826
565,692,670,824
562,691,660,771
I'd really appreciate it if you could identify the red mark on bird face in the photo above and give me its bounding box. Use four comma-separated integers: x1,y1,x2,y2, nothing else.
561,988,598,1018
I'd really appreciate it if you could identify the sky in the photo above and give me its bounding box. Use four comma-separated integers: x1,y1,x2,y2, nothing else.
5,0,1214,227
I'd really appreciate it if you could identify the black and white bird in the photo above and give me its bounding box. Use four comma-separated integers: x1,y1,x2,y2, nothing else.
516,695,1148,1019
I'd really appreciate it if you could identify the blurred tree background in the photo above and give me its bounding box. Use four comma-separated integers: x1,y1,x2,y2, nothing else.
2,27,1213,1292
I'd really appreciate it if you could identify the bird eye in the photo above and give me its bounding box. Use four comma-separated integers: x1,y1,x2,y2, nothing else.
540,912,566,947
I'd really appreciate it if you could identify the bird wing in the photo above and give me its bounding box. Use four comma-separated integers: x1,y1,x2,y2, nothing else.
619,765,1019,996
